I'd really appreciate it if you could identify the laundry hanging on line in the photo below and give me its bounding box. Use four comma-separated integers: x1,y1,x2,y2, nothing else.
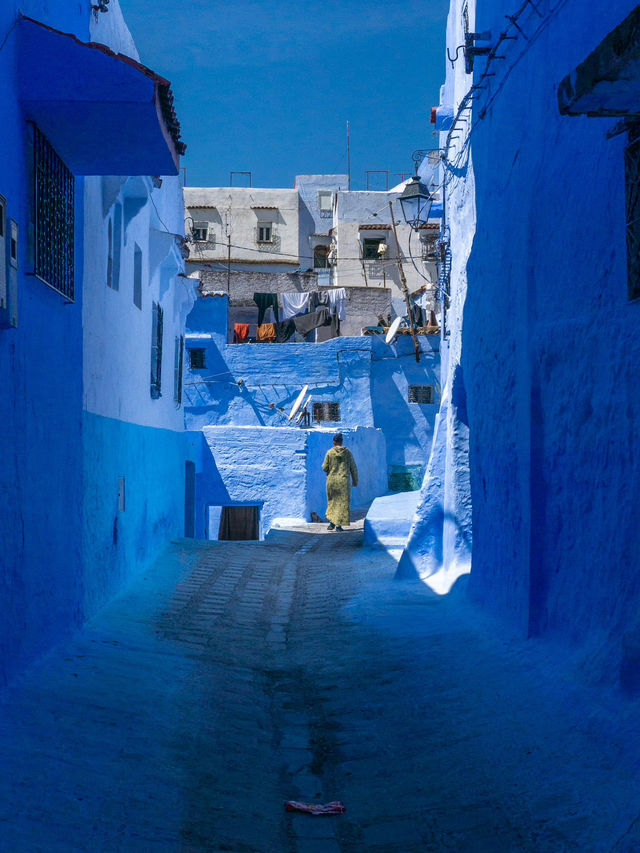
257,323,276,342
293,307,330,336
274,319,296,342
327,288,346,321
281,292,310,320
253,292,280,325
233,323,250,343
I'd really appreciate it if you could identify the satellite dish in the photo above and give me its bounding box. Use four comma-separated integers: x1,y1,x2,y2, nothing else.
288,384,309,420
294,394,313,423
385,316,402,344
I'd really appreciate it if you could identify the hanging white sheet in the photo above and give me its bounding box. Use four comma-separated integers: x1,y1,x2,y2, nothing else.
327,288,346,321
281,292,310,319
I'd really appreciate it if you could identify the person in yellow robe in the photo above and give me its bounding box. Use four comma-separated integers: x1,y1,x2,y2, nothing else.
322,433,358,531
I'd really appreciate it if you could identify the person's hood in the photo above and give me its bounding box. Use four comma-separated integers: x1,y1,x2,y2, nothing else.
332,446,346,454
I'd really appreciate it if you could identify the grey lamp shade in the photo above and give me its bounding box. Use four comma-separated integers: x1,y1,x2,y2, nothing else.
399,175,433,230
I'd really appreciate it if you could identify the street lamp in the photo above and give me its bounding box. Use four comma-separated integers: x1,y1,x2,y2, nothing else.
398,172,433,231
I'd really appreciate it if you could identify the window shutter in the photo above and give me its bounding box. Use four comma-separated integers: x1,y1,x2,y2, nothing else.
150,301,163,399
174,335,184,405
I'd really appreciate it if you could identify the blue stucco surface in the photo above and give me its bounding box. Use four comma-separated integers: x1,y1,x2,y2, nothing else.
0,1,90,685
402,0,640,676
192,424,386,537
82,412,194,618
463,0,640,656
0,1,191,685
364,490,421,548
184,293,440,481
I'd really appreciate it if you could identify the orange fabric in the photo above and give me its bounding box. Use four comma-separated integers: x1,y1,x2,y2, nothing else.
233,323,250,342
257,323,276,342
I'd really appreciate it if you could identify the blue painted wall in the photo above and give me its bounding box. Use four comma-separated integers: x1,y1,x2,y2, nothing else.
192,424,387,537
463,0,640,663
0,1,192,684
0,1,90,685
404,0,640,683
184,293,440,484
82,413,193,617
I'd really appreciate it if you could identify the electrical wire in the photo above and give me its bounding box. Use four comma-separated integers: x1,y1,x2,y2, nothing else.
149,191,173,236
0,16,18,53
407,230,436,284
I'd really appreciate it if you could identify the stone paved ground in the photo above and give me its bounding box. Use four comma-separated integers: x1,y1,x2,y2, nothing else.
1,528,640,852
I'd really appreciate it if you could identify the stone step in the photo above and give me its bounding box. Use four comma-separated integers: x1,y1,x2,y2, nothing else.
363,490,420,548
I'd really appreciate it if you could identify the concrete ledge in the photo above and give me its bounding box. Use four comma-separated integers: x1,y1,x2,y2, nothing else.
363,491,420,548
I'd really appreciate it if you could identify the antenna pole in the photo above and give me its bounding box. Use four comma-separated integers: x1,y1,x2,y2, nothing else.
347,121,351,191
388,201,420,363
225,209,232,293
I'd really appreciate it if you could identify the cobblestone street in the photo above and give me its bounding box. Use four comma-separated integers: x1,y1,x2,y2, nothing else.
1,528,640,852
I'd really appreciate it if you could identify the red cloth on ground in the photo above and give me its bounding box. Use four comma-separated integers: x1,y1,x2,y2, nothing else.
285,801,346,815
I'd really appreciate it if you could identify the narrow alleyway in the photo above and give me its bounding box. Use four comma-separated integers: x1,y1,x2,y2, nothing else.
1,529,639,852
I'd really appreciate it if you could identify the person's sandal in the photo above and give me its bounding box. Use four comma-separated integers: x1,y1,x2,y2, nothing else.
327,522,335,530
336,525,343,532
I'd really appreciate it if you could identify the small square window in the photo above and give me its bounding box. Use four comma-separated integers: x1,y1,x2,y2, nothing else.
189,347,206,369
318,190,333,212
313,401,341,422
362,238,385,260
408,385,435,404
191,221,209,242
257,223,273,243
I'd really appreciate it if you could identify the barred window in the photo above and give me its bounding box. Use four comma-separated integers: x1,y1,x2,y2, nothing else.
314,245,330,269
191,221,209,242
408,384,435,404
174,336,184,405
257,223,273,243
362,238,385,260
189,348,206,369
313,401,341,422
33,126,74,300
150,301,163,399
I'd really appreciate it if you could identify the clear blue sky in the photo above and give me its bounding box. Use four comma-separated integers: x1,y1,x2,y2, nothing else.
119,0,449,190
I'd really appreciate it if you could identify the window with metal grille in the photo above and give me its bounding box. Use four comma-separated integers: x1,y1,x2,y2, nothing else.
33,126,74,300
313,245,330,269
257,223,273,243
174,336,184,404
150,301,163,399
625,131,640,300
191,221,209,242
313,401,341,422
408,384,435,404
189,347,206,369
362,238,385,259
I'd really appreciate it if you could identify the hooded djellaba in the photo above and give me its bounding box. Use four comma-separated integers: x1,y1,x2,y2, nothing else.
322,433,358,531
